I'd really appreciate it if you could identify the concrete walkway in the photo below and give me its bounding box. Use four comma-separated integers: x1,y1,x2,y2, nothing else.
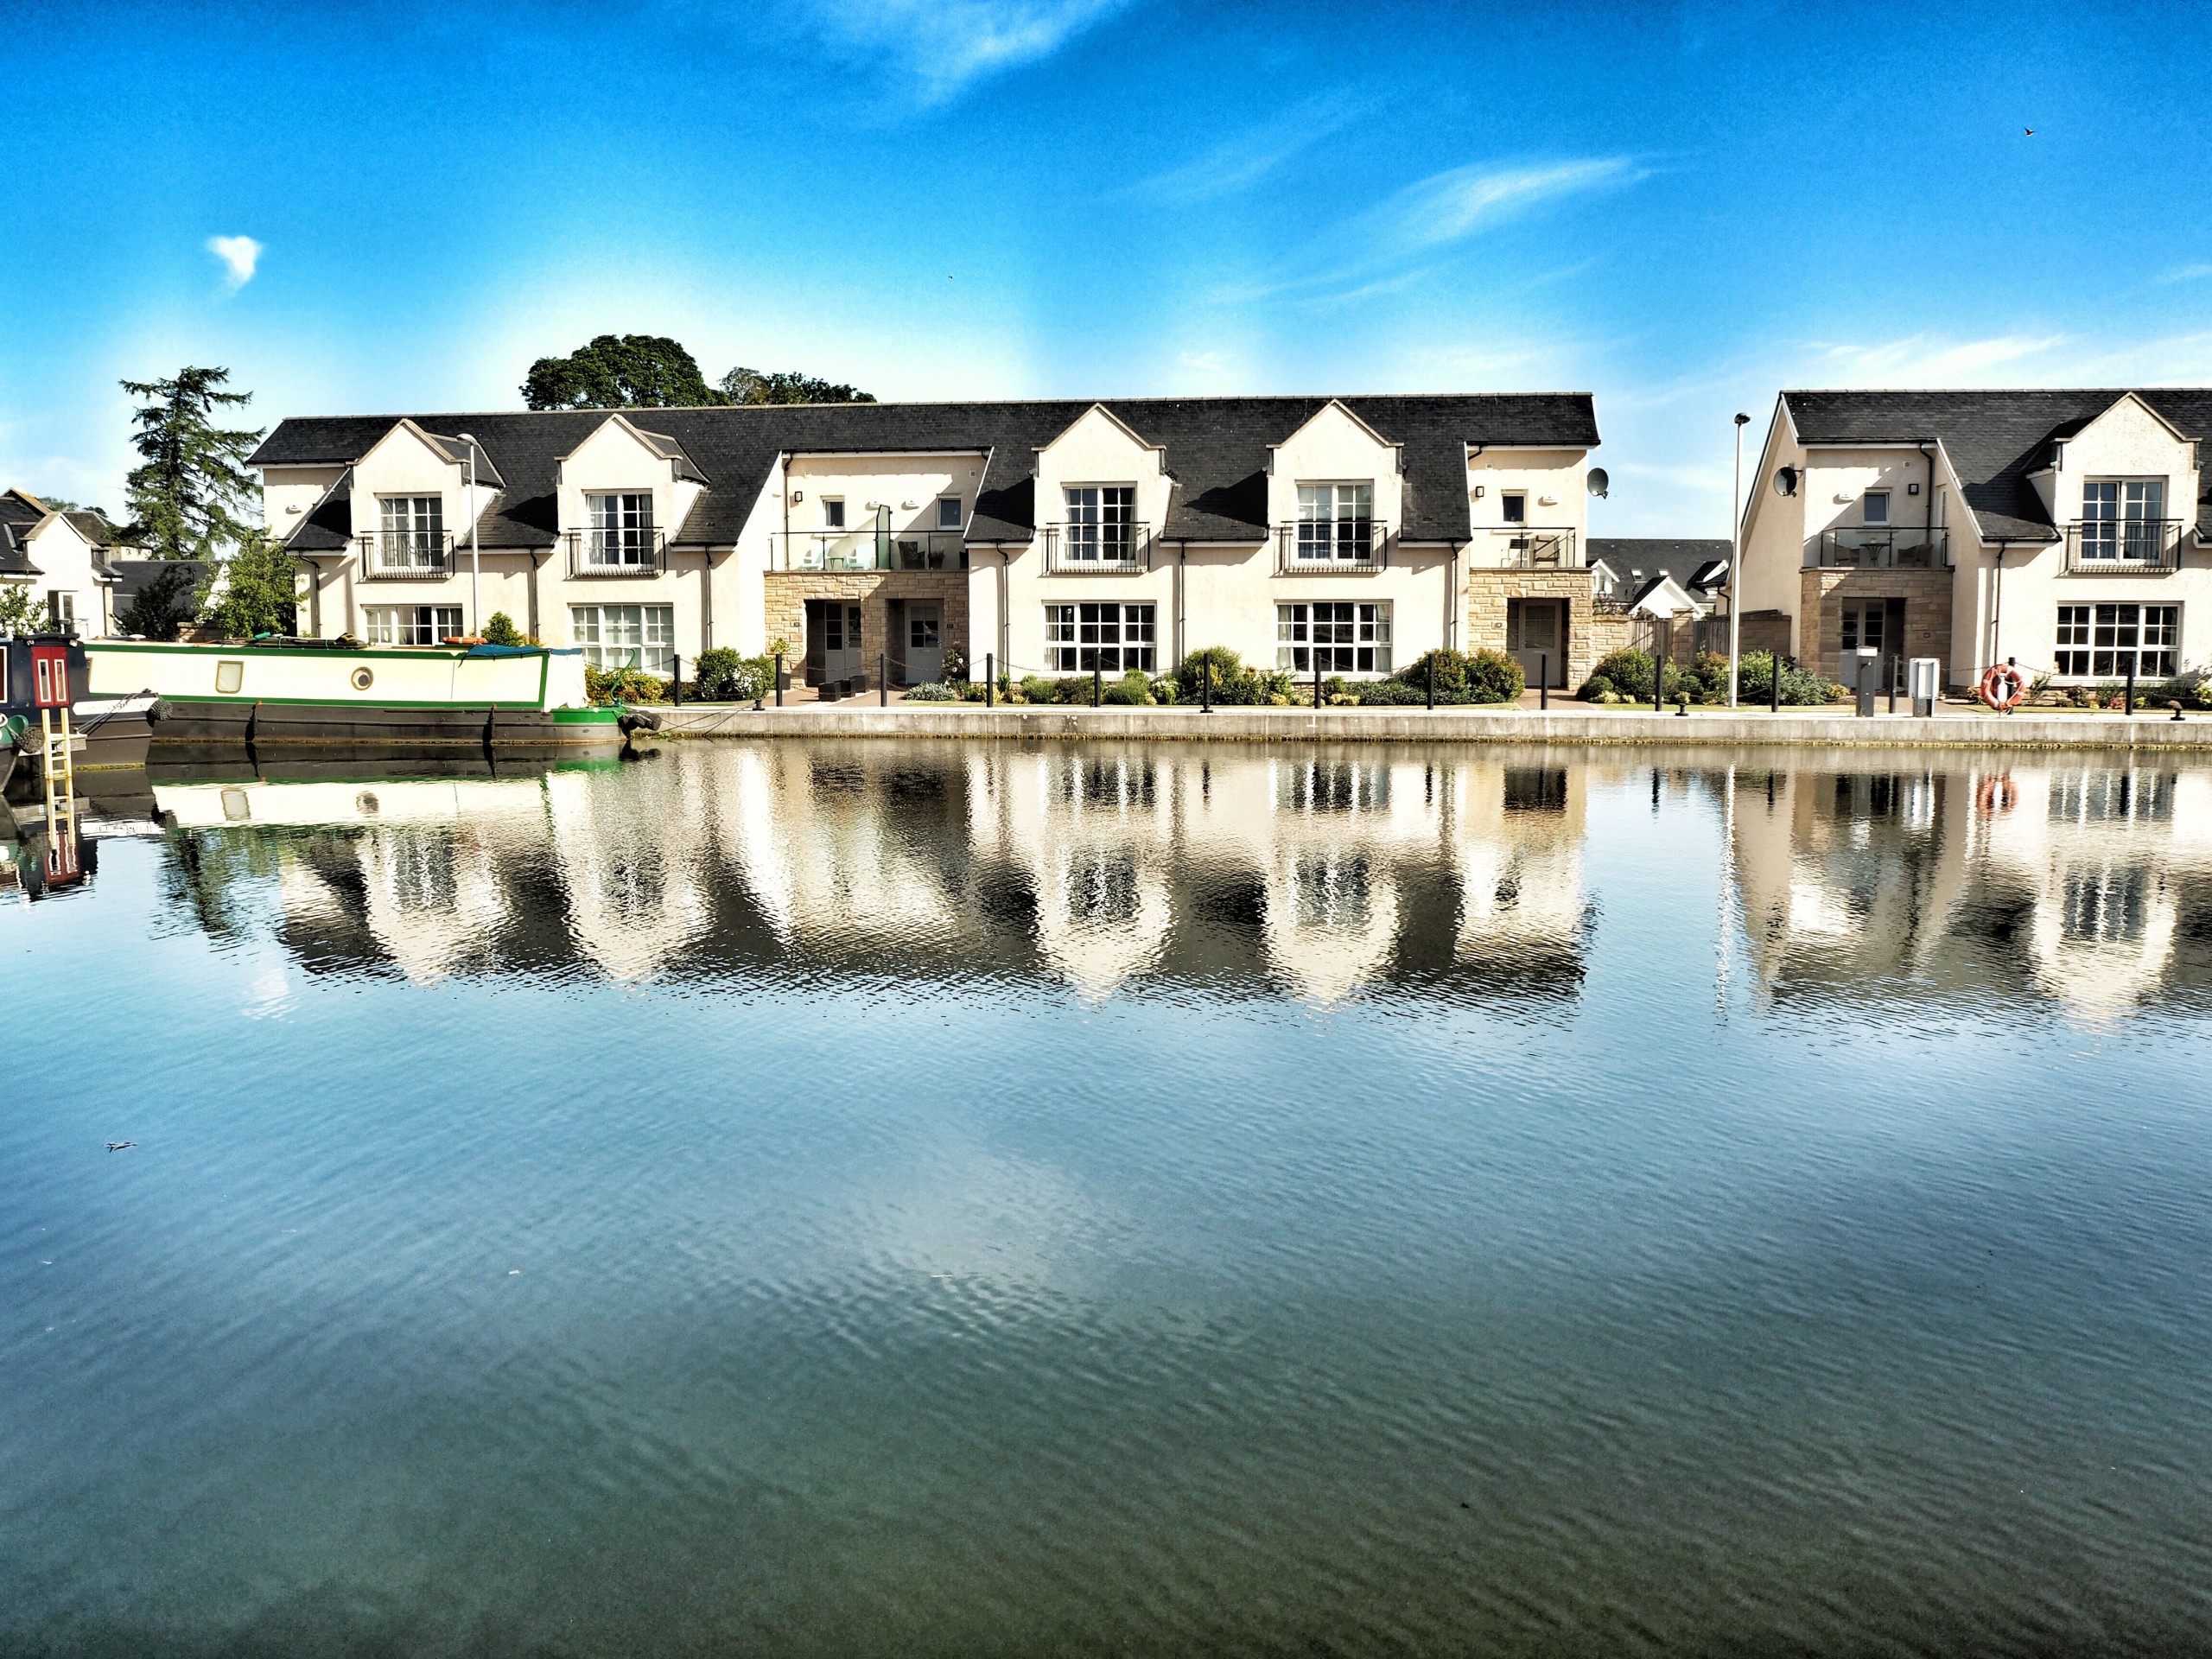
648,700,2212,750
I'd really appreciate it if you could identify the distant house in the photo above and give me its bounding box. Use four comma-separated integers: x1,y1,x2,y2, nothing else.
1583,537,1763,664
1739,389,2212,690
0,489,120,633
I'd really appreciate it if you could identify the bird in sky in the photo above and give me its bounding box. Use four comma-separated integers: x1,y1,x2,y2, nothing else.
2025,127,2035,136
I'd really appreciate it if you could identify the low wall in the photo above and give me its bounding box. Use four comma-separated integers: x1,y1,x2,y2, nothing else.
649,703,2212,751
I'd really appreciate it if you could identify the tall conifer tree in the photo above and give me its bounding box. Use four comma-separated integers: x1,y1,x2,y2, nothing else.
119,366,265,560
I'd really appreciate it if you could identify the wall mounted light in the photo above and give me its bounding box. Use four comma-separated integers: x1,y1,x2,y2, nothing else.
1908,482,1920,495
1470,485,1486,500
791,490,804,502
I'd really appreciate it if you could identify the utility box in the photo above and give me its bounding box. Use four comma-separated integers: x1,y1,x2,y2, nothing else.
1909,657,1940,718
1855,646,1879,717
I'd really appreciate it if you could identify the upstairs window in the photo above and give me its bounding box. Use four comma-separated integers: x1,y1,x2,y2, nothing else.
1863,490,1890,524
378,495,444,569
583,492,654,568
937,498,963,531
1501,492,1526,524
2080,480,2167,561
1295,483,1375,561
823,498,846,529
1065,486,1137,562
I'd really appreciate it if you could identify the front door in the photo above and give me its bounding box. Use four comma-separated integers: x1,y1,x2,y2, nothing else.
805,600,865,686
906,603,944,685
1507,598,1566,689
1837,600,1903,688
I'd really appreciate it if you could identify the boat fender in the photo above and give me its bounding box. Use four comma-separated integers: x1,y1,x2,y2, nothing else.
619,709,663,734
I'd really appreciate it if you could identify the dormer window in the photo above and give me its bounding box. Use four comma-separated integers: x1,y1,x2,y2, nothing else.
1065,486,1137,562
1296,483,1375,561
1863,490,1890,524
584,492,654,568
937,498,963,531
823,498,846,529
377,495,445,573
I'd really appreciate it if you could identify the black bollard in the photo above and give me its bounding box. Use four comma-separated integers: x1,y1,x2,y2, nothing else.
1770,654,1781,714
672,654,683,708
1093,664,1102,707
1426,657,1434,709
2126,658,2137,718
774,652,784,708
1540,652,1548,712
986,652,995,708
1313,658,1322,710
1202,658,1212,714
879,652,887,707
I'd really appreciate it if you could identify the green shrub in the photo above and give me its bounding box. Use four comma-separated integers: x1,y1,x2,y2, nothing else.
1020,675,1057,705
1584,648,1676,702
1357,677,1427,706
1174,645,1246,702
585,664,670,705
482,611,530,646
1101,674,1152,705
689,647,774,702
901,681,960,701
1734,650,1834,707
1465,648,1525,704
1580,674,1614,702
1055,677,1096,705
1397,648,1473,702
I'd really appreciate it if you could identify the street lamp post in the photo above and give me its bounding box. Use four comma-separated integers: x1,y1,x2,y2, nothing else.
457,432,481,637
1727,411,1750,706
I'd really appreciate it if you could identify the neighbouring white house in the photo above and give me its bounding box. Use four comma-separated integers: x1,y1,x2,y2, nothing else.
1739,389,2212,691
0,489,121,633
248,394,1611,688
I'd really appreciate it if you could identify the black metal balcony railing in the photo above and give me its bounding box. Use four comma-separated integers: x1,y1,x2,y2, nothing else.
1043,523,1153,574
1475,526,1580,570
1809,526,1951,569
1275,522,1389,573
565,528,666,577
2064,518,2182,574
357,531,454,580
771,530,969,573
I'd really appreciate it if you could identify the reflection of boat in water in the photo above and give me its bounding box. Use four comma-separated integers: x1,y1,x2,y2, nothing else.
86,639,626,755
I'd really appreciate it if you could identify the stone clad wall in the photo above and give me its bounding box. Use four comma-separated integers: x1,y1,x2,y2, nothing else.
1799,567,1954,685
763,570,969,681
1464,570,1596,687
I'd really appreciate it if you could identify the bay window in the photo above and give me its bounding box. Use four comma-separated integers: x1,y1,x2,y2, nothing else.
1277,601,1391,673
1045,601,1154,672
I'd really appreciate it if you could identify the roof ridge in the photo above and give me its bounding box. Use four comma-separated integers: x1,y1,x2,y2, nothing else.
270,391,1599,423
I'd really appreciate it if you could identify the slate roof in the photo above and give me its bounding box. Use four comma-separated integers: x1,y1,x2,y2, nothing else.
108,558,212,607
250,395,1600,552
1588,537,1731,601
1781,389,2212,543
0,522,38,577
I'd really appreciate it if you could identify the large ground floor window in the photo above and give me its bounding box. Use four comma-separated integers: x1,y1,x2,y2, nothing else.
573,604,674,674
1277,601,1391,673
365,605,464,646
1046,602,1154,672
2054,603,2177,678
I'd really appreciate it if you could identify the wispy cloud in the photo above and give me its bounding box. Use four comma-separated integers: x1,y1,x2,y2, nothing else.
799,0,1130,102
2157,263,2212,285
1379,157,1643,253
1129,91,1369,204
1813,332,2067,385
207,234,263,289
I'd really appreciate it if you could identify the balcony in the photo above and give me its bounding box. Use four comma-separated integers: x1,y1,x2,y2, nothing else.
1809,526,1950,569
2064,518,2182,575
1043,524,1153,574
1476,526,1580,570
1275,522,1389,574
565,528,666,578
356,531,453,580
771,530,969,573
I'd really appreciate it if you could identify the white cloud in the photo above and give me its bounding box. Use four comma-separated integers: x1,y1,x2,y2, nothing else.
1812,332,2067,385
802,0,1128,102
207,234,263,290
1381,157,1643,252
1130,91,1369,204
2157,264,2212,284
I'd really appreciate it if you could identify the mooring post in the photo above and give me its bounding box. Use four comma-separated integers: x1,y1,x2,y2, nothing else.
1540,652,1548,712
2126,658,2137,718
986,652,995,708
1202,658,1212,714
879,652,887,707
1426,657,1434,710
1093,664,1102,707
1313,658,1322,710
774,653,784,708
671,654,682,708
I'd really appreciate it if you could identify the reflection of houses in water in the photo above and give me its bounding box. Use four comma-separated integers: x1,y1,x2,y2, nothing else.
154,745,1599,1005
1730,757,2212,1020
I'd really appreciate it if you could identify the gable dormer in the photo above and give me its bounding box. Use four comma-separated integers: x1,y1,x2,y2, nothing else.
1266,400,1404,549
348,419,504,573
556,415,708,570
2045,393,2199,532
1032,404,1173,564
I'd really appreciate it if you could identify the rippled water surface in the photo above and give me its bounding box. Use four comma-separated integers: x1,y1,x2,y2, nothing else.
8,739,2212,1656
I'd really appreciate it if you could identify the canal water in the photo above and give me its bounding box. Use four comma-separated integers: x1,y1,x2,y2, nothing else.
6,741,2212,1656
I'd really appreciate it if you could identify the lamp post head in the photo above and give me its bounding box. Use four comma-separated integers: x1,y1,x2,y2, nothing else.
1733,412,1750,427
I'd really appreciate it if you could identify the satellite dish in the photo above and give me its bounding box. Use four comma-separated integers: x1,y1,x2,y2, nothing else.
1774,465,1799,497
1586,467,1609,499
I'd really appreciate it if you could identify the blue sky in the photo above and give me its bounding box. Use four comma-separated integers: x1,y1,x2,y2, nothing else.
4,0,2211,534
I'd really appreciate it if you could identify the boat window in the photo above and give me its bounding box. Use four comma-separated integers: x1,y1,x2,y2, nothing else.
215,659,244,695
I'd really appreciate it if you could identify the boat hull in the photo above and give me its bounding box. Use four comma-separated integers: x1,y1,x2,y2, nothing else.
148,699,625,753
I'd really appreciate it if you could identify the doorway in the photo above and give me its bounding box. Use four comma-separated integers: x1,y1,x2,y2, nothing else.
1837,599,1904,687
1506,597,1567,689
804,599,864,687
904,602,944,685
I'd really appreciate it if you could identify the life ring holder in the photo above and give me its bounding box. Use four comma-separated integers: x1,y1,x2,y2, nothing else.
1977,663,2029,713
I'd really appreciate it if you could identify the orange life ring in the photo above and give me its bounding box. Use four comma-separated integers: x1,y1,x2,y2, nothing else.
1976,773,2018,815
1978,663,2029,712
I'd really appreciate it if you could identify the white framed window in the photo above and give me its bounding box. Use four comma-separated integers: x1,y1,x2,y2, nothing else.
823,498,846,529
1863,490,1890,524
1277,602,1391,673
2080,480,2168,560
377,495,444,569
937,497,963,531
1295,483,1376,561
584,492,654,567
364,605,464,646
1045,601,1154,671
1064,486,1137,562
1839,604,1885,655
2054,602,2177,677
48,592,75,632
572,603,675,674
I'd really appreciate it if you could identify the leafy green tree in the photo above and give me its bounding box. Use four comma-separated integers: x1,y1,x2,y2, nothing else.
119,562,199,639
200,534,299,639
0,584,41,632
521,334,728,410
119,366,266,560
719,366,875,405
